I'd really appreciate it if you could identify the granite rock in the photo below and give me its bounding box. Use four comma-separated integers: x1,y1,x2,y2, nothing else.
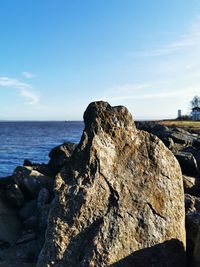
37,101,186,267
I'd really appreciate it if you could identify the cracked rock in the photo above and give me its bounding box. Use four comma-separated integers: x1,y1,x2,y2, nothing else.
37,101,186,267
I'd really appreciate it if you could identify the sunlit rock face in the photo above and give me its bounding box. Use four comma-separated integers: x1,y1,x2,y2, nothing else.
37,101,186,267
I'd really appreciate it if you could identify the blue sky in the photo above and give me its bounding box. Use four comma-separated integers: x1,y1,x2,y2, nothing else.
1,0,200,120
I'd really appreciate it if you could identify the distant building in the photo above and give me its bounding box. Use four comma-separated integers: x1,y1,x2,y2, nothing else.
177,109,181,119
191,107,200,120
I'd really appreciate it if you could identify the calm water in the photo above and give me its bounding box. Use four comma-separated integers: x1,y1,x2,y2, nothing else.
0,121,84,177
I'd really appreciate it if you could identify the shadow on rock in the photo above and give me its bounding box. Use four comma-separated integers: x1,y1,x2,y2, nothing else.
110,239,185,267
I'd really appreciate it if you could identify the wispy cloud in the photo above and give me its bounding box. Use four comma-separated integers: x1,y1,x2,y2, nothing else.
20,89,39,105
22,71,34,79
0,76,31,89
0,76,40,105
105,87,199,102
106,82,156,95
101,81,168,101
132,17,200,58
104,17,200,109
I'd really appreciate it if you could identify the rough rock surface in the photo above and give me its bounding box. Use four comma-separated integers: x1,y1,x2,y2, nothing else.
37,101,186,267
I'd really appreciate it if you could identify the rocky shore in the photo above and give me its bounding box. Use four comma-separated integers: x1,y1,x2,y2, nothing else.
0,143,76,266
0,102,199,266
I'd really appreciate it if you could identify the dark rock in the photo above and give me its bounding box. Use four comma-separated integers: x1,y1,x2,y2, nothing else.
0,196,21,245
37,101,185,267
193,227,200,267
15,238,43,263
186,212,200,266
185,194,200,214
169,128,194,146
48,142,77,174
193,150,200,173
37,204,50,234
192,138,200,149
184,194,200,265
37,188,50,209
5,183,24,208
13,166,53,196
175,152,199,176
183,175,200,196
16,230,36,244
0,176,13,187
135,121,169,134
136,122,200,156
0,239,11,249
19,200,37,220
23,216,38,230
23,160,52,177
162,136,175,150
23,159,33,167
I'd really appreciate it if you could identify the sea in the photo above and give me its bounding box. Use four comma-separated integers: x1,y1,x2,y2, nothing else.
0,121,84,178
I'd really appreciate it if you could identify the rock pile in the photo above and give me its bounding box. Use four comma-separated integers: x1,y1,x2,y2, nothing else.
0,142,76,266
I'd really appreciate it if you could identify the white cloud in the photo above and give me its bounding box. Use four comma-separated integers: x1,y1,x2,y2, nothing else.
22,72,34,79
0,76,40,105
0,76,31,89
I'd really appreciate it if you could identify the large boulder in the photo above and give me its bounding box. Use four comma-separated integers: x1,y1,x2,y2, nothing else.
37,101,186,267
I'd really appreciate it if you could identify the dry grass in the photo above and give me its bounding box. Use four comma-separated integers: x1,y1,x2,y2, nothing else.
159,120,200,132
